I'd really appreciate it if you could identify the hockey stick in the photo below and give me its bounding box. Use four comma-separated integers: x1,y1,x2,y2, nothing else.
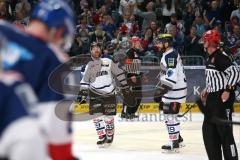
211,117,240,125
196,98,240,126
177,103,196,117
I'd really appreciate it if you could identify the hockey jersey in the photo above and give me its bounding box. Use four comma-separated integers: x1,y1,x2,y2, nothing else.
159,48,187,103
0,72,28,137
80,58,128,95
0,21,68,102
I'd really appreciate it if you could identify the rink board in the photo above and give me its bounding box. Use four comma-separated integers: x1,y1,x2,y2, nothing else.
74,102,240,113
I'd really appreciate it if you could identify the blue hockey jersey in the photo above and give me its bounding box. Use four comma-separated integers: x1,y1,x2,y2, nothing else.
0,79,28,137
0,21,67,102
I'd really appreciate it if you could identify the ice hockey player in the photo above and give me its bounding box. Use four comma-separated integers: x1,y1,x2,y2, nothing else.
0,1,78,159
154,34,187,152
0,71,47,160
79,42,130,147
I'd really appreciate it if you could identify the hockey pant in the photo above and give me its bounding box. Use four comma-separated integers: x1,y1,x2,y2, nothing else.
89,91,117,115
122,74,142,114
203,91,238,160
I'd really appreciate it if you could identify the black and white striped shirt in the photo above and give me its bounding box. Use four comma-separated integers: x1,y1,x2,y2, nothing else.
124,48,142,75
205,50,240,93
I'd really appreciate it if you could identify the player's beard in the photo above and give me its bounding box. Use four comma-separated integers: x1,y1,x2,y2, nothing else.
91,50,101,60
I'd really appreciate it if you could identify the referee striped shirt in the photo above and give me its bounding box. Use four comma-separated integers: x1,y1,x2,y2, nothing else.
205,50,240,93
124,48,142,75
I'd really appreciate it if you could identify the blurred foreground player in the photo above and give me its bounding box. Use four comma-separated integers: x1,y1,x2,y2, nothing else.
79,42,129,147
200,29,239,160
0,71,47,160
0,1,78,159
154,34,187,152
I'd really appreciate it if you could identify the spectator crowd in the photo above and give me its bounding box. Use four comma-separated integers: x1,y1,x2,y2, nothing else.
1,0,240,65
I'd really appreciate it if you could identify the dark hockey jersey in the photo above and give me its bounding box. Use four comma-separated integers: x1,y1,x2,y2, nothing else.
0,21,68,102
0,73,28,137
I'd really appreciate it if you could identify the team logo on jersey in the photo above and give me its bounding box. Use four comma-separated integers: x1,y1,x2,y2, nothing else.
101,60,109,67
168,58,175,67
167,69,174,77
2,42,33,69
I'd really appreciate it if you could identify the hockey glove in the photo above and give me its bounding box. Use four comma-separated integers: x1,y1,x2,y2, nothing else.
76,90,88,104
155,84,171,97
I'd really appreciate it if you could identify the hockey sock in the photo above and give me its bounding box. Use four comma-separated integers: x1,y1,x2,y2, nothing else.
48,143,75,160
165,115,180,141
104,116,115,137
93,117,106,139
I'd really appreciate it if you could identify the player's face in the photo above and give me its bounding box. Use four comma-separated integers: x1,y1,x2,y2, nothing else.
91,46,102,58
156,42,164,52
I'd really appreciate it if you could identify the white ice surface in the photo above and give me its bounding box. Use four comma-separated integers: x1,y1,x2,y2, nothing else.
72,113,240,160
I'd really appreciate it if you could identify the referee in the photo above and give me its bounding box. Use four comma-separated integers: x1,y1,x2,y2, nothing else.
121,36,143,119
200,30,240,160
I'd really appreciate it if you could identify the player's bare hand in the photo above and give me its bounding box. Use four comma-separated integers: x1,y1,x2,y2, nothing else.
200,88,208,101
221,91,230,103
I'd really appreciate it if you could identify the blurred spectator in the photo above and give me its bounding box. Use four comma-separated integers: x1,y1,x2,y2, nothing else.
76,16,93,54
69,34,84,57
203,0,221,28
165,13,184,36
150,21,161,39
141,27,154,53
219,0,236,24
89,25,111,48
101,15,117,38
184,25,203,58
225,24,240,55
119,0,135,16
226,16,240,34
119,11,139,36
134,1,156,34
212,20,224,35
0,0,12,21
231,5,240,20
160,0,180,25
13,0,31,29
193,15,207,37
168,24,184,53
80,5,92,25
183,3,195,35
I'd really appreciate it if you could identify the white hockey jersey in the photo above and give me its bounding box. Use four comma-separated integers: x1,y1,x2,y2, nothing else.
159,48,187,103
80,58,127,95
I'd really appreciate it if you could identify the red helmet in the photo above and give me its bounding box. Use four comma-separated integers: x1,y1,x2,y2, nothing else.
202,30,221,47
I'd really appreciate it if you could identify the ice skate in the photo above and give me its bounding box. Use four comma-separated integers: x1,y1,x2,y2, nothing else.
97,135,107,148
104,134,114,147
178,134,185,148
161,140,180,153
